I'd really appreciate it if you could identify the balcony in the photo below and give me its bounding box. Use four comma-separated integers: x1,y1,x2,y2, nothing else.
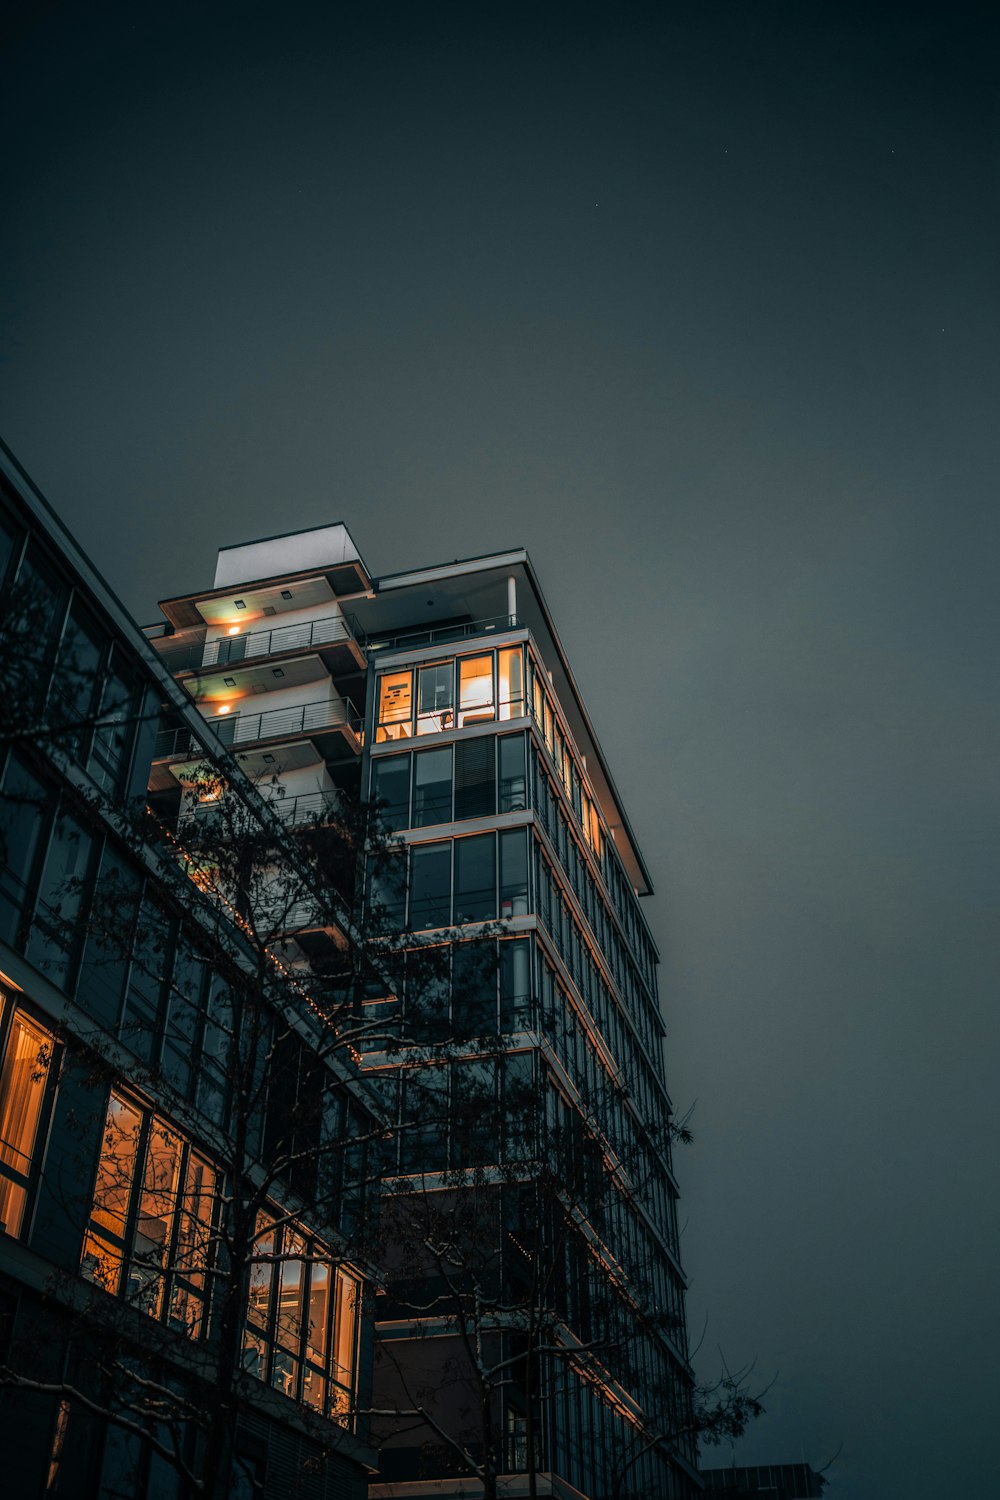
154,695,363,762
148,612,367,676
178,787,341,831
365,612,522,655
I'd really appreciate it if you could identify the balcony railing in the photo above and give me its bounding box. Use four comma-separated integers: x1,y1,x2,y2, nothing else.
365,613,523,655
178,787,341,831
154,696,362,761
149,612,366,674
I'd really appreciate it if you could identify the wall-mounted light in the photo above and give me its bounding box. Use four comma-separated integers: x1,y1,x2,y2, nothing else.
227,625,241,636
234,599,247,610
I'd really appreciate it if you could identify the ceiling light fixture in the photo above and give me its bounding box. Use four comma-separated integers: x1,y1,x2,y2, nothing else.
281,589,293,600
234,599,246,610
223,676,236,687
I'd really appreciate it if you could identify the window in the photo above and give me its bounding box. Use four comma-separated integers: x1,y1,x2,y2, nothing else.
371,753,410,832
0,1001,55,1238
499,734,527,813
242,1214,360,1424
454,736,495,820
457,655,494,727
409,842,451,929
412,746,452,827
417,662,454,735
0,757,50,948
376,670,412,742
498,647,524,720
499,829,529,918
454,834,496,923
81,1093,216,1340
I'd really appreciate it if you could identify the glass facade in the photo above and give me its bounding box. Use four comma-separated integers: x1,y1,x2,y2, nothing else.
366,631,695,1498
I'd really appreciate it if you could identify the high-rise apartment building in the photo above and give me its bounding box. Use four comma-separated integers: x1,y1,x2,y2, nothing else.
149,525,700,1499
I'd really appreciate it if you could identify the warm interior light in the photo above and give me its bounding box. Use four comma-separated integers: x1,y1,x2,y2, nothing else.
227,625,240,636
217,705,232,715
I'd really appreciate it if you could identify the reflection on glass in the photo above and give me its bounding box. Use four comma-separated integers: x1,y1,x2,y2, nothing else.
409,843,452,929
132,1120,181,1316
458,656,494,727
377,671,412,741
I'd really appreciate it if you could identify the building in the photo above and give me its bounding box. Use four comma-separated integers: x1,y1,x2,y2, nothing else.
148,526,700,1498
701,1464,827,1499
0,443,381,1498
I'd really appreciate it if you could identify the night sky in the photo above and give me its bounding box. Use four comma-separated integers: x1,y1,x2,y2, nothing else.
2,4,997,1496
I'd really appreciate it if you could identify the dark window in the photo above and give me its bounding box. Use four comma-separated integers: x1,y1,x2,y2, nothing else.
371,754,410,833
409,842,452,929
25,804,95,988
500,938,532,1030
76,848,142,1030
122,897,172,1063
452,941,497,1037
455,736,495,820
499,828,529,919
88,650,137,793
453,834,495,923
412,746,452,827
0,757,49,947
405,945,451,1042
498,734,527,813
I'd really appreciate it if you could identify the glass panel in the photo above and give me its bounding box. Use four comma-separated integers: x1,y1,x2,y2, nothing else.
457,655,494,727
371,753,411,832
272,1231,304,1399
169,1153,215,1338
54,600,105,756
306,1258,330,1367
412,746,452,827
498,647,523,720
500,938,532,1030
454,833,495,923
82,1093,141,1293
409,842,452,929
89,652,135,793
452,941,497,1037
331,1269,359,1396
247,1217,275,1331
130,1121,182,1317
0,1011,52,1236
122,898,171,1062
500,829,529,918
498,734,527,813
416,662,455,735
376,671,412,741
26,807,93,986
405,944,451,1042
0,757,48,947
454,737,495,820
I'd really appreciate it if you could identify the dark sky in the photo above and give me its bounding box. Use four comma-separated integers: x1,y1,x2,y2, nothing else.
3,4,998,1495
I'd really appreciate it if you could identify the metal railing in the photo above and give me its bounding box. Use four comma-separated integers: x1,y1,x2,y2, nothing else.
150,612,365,674
365,612,522,655
178,787,341,830
154,695,362,760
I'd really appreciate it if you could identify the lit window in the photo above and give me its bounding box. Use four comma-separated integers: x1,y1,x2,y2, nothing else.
376,671,413,742
81,1092,216,1340
498,647,524,720
458,655,494,727
243,1213,360,1424
0,1001,55,1238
